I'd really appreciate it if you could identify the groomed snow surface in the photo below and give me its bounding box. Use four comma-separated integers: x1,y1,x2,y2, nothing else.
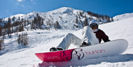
0,17,133,67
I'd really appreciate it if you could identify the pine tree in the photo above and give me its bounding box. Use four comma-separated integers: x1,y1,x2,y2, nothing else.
0,38,4,50
75,16,79,24
54,21,61,29
31,13,43,29
84,16,88,26
7,18,12,38
17,33,28,48
0,18,2,23
12,17,16,21
0,26,2,36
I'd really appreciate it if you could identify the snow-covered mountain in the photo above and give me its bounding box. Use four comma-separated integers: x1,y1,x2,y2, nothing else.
0,7,133,67
0,12,133,67
113,13,133,21
1,7,112,30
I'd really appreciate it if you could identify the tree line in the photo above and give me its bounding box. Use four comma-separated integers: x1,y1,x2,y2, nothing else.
87,11,113,22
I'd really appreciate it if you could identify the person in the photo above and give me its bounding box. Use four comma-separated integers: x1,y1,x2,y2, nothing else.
89,23,110,43
50,23,110,51
50,26,99,51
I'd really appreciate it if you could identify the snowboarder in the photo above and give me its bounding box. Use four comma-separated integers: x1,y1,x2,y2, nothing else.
50,23,110,51
50,25,98,51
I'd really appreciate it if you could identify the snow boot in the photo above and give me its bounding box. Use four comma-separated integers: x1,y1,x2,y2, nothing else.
50,47,63,52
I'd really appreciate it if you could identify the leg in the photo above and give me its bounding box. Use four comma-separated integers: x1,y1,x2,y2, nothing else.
82,26,99,45
57,33,82,50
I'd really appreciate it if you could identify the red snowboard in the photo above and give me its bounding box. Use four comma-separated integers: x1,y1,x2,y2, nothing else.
35,49,74,62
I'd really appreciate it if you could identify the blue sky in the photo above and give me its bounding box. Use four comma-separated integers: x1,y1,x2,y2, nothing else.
0,0,133,18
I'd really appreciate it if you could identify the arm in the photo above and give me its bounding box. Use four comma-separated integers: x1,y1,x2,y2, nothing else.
100,30,110,42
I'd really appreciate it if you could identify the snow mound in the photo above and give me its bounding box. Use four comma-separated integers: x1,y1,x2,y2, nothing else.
113,13,133,21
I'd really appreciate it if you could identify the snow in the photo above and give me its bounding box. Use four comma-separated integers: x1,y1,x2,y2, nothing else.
113,13,133,21
0,14,133,67
2,7,110,30
49,7,74,14
100,18,133,49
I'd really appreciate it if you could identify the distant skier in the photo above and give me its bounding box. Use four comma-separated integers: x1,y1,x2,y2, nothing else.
50,23,110,51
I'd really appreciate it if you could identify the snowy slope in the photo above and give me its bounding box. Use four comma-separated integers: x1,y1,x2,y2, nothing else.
113,13,133,21
0,17,133,67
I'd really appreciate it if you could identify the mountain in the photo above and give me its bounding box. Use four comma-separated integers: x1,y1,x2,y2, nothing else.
1,7,112,30
113,13,133,21
0,13,133,67
1,7,133,67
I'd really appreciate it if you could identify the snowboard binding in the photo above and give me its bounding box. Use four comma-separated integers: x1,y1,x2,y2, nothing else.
80,42,91,47
50,47,63,52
